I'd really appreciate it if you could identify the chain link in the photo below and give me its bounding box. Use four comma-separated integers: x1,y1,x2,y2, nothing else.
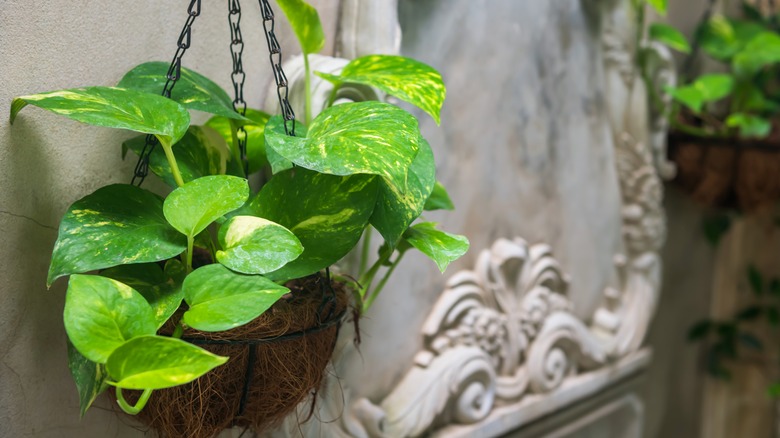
258,0,296,136
228,0,250,176
132,0,202,186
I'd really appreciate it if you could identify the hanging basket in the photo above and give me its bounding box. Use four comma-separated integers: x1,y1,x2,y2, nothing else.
120,273,350,438
668,131,780,211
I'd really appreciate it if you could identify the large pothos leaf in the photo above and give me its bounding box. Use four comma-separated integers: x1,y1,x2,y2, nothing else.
48,184,187,286
733,32,780,76
106,336,228,390
10,87,189,147
182,264,289,331
275,0,325,55
248,168,378,280
370,137,435,245
100,261,185,329
64,275,157,364
206,109,271,174
117,61,246,121
163,175,249,238
264,102,419,193
123,125,233,187
216,216,303,275
402,222,469,272
67,340,109,417
317,55,446,124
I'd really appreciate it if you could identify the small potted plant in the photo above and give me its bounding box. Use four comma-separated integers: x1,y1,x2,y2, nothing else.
10,1,468,437
649,2,780,210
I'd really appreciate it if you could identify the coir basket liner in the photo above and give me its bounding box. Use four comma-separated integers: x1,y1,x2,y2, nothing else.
120,273,349,438
668,132,780,211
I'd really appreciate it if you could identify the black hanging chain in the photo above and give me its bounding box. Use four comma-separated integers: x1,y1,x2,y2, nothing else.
258,0,296,136
228,0,250,176
131,0,202,186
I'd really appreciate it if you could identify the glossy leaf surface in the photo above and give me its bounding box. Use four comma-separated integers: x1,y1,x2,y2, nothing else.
100,261,185,329
117,61,245,120
317,55,446,124
206,109,271,174
424,181,455,211
124,125,233,187
216,216,303,275
106,336,228,389
249,168,378,280
64,275,157,363
402,222,469,272
48,184,186,285
370,137,435,245
10,86,189,147
182,264,289,331
164,175,249,238
264,102,419,193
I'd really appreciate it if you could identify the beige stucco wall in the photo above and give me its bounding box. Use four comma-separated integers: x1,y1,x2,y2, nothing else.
0,1,338,436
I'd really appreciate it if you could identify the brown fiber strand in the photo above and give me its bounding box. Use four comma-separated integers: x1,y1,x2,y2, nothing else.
117,273,350,438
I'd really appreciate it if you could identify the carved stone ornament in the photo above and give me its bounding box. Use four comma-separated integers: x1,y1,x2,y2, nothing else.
262,0,673,436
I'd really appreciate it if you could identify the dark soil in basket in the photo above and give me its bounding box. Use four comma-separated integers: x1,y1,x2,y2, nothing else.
120,272,350,438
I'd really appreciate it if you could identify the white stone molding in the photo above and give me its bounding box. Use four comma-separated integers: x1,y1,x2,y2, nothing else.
336,0,401,58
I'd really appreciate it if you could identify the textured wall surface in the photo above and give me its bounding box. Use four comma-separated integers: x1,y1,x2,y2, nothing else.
0,1,338,436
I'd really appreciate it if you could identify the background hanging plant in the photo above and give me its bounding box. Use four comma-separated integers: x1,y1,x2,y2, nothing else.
10,0,468,418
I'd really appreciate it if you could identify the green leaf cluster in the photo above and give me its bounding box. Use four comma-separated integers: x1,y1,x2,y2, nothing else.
11,0,469,418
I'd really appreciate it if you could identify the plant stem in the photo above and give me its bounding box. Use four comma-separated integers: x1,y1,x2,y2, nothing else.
115,387,153,415
363,250,406,312
304,54,313,124
228,120,246,177
172,322,184,339
359,227,372,277
358,243,394,301
160,141,185,187
326,82,342,109
185,235,194,273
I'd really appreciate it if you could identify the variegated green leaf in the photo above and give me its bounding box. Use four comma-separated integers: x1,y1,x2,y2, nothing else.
117,61,246,121
182,264,289,331
64,275,157,364
248,168,378,280
123,125,233,187
216,216,303,275
10,87,189,147
100,261,185,329
264,102,419,193
67,340,109,417
163,175,249,238
276,0,325,55
317,55,446,124
106,336,228,389
402,222,469,272
206,109,271,174
48,184,187,286
370,137,435,245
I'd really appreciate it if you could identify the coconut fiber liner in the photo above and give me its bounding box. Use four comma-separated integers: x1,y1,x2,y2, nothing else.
120,273,350,438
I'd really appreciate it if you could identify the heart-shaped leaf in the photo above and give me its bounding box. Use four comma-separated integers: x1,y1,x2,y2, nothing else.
276,0,325,55
733,32,780,76
425,181,455,211
317,55,446,124
264,102,419,193
64,275,157,363
248,168,378,280
370,137,435,245
216,216,303,275
649,23,691,53
11,87,189,147
402,222,469,272
48,184,187,286
117,61,246,121
106,336,228,390
206,109,272,174
67,340,109,417
182,264,289,331
124,125,233,187
164,175,249,238
100,261,185,329
726,113,772,138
